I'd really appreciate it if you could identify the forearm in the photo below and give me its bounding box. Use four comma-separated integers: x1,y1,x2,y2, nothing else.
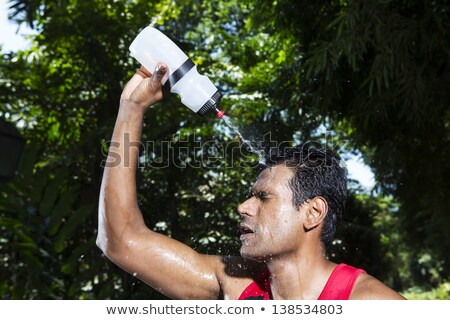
97,103,147,255
94,65,225,299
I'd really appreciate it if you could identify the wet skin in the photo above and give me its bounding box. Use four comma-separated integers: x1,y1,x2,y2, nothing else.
238,165,306,262
98,65,406,300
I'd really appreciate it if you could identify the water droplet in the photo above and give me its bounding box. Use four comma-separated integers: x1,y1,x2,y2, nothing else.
221,115,266,165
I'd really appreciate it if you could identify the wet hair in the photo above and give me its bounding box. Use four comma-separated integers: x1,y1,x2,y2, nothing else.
265,144,347,248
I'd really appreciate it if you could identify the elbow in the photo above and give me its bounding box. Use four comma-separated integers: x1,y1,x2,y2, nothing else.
96,229,122,263
96,199,108,254
96,232,107,255
97,193,117,258
96,225,112,259
96,207,129,263
96,228,133,269
96,204,116,260
96,192,141,263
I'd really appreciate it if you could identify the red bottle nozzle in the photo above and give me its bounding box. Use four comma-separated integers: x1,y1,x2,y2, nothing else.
216,109,225,118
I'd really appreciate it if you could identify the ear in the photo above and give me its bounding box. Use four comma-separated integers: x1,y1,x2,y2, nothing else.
304,196,328,231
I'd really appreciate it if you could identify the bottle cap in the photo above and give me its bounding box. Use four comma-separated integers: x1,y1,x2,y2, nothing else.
197,91,223,116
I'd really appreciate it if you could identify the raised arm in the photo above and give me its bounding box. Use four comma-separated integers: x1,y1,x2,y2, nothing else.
96,64,225,299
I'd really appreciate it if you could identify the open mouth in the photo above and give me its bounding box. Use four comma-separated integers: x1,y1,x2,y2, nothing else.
239,223,255,241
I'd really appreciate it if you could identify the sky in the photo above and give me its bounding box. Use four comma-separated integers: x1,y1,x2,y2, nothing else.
0,0,34,53
0,0,376,190
345,156,375,190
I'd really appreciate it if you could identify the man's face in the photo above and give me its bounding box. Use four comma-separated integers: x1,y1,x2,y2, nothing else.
237,165,305,261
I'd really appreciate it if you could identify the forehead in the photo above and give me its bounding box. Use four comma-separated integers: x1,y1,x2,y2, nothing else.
253,165,293,191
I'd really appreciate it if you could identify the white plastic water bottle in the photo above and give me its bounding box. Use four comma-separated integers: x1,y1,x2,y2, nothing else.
129,26,224,118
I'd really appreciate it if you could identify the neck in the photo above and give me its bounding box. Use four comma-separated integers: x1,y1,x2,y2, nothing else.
265,245,336,300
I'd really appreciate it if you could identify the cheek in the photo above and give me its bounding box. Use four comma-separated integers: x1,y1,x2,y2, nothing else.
276,206,302,237
262,206,301,240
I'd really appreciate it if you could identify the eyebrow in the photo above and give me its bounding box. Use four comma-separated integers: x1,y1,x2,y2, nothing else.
249,187,272,198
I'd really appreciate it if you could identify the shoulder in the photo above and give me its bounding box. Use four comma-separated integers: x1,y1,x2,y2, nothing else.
350,273,406,300
213,255,265,300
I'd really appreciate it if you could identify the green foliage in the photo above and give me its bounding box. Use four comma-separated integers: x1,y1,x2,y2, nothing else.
1,0,449,299
246,0,450,281
403,282,450,300
311,0,450,273
1,0,268,299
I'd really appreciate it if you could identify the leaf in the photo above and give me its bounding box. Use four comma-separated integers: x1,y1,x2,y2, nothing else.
61,236,96,275
38,168,69,216
48,185,80,236
53,204,94,253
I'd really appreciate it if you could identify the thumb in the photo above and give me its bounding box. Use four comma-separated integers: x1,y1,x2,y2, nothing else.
151,63,168,84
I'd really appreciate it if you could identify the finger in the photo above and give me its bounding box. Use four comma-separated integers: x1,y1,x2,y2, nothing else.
127,63,168,106
151,62,168,84
122,67,153,99
136,66,152,78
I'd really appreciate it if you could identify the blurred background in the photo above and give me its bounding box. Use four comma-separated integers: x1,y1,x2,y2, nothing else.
0,0,449,299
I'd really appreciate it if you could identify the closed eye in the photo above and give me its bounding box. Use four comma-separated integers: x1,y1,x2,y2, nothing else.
248,189,270,201
257,191,269,200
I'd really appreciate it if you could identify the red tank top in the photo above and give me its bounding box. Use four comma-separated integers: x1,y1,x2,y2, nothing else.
238,263,366,300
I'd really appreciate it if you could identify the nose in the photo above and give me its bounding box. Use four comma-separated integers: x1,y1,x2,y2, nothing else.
237,197,256,217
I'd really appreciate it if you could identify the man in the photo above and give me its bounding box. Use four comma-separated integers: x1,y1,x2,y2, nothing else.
96,63,405,300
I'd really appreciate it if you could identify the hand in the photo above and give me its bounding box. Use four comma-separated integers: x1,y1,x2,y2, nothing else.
120,63,168,111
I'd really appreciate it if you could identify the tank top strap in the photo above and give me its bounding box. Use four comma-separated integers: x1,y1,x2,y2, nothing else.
317,263,366,300
238,269,271,300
